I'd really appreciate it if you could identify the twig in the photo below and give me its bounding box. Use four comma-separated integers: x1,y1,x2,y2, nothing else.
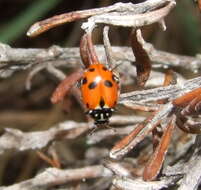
0,114,145,154
0,121,89,154
178,135,201,190
1,43,201,79
119,76,201,104
0,165,112,190
0,79,200,156
103,26,115,69
87,125,138,145
112,175,180,190
82,0,175,31
25,61,66,90
27,0,174,37
109,115,146,125
103,159,131,177
110,103,174,159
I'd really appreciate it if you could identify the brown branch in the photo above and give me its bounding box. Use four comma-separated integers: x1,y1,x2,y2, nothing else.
51,69,83,104
131,29,151,87
27,0,174,37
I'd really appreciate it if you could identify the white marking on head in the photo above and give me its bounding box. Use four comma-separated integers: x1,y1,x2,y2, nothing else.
100,113,105,120
103,104,109,108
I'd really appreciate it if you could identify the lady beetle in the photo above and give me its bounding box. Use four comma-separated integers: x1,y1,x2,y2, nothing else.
81,63,119,125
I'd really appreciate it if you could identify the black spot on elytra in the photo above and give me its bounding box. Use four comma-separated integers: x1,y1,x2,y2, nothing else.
82,77,87,85
99,98,105,108
86,103,89,108
102,66,107,71
88,68,95,72
88,82,97,89
104,80,113,87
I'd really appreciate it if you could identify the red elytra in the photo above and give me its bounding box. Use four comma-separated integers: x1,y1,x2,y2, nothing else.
80,63,119,125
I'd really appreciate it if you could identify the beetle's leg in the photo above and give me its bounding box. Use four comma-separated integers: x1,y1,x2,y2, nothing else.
143,118,175,181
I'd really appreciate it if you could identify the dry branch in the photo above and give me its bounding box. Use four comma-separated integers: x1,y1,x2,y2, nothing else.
0,77,200,154
119,76,201,104
131,29,151,87
178,135,201,190
0,115,144,154
0,165,112,190
0,0,200,189
87,125,138,145
27,0,174,37
112,176,180,190
82,0,175,31
0,121,89,154
1,42,201,79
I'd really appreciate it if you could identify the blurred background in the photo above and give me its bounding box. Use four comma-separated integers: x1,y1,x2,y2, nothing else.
0,0,201,187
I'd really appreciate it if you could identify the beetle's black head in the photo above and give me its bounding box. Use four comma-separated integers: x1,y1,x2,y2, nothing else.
87,108,114,125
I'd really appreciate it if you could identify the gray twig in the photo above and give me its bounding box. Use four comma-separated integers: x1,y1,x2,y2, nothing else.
0,121,89,154
1,43,201,79
0,165,112,190
178,135,201,190
112,175,180,190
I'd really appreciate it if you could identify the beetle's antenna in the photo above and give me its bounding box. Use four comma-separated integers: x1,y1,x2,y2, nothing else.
111,63,122,72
